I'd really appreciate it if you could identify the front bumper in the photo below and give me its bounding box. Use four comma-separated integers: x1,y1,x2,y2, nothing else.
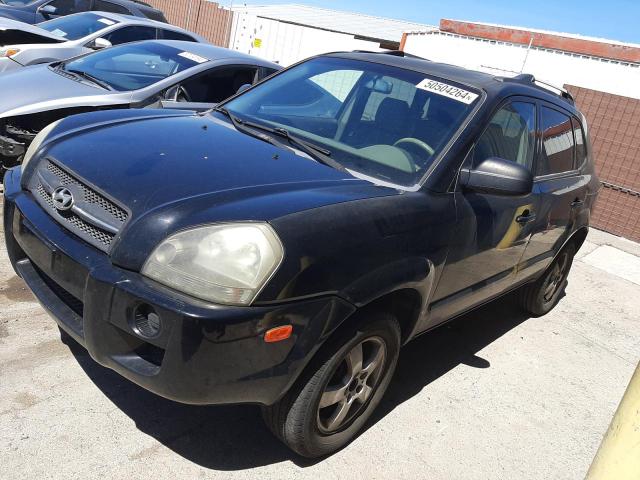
3,168,355,405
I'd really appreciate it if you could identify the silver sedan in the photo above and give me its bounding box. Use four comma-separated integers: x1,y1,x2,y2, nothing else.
0,40,281,176
0,11,205,73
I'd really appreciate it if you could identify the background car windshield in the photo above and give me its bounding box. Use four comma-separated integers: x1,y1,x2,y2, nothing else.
38,13,118,41
61,43,203,91
4,0,37,5
224,56,479,186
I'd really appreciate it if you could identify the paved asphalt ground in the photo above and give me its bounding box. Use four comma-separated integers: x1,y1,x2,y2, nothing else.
1,194,639,480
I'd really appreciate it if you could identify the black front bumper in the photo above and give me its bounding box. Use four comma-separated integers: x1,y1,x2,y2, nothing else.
3,168,355,405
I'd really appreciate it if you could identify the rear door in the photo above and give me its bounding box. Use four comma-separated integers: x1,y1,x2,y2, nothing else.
430,97,539,322
516,102,589,280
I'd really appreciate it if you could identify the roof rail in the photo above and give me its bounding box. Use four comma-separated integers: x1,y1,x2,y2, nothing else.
351,50,428,60
503,73,575,104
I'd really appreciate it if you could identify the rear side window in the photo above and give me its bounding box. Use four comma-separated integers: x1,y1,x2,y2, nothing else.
93,0,131,15
159,29,197,42
474,101,536,170
104,25,157,45
143,10,167,22
538,106,575,176
572,117,587,168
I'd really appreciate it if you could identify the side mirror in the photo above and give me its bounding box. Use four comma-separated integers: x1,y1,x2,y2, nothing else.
236,83,252,94
90,37,112,50
460,157,533,196
39,4,57,15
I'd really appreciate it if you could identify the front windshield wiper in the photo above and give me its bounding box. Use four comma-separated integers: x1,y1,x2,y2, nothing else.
214,106,293,151
65,69,113,91
231,118,345,172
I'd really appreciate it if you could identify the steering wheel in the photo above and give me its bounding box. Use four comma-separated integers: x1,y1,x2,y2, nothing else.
176,86,192,102
393,137,435,157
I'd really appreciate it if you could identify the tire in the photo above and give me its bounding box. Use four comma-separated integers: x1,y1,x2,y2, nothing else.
262,311,401,458
520,242,576,316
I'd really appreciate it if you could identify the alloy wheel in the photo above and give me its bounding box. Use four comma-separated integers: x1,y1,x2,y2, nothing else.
317,336,387,433
542,251,569,303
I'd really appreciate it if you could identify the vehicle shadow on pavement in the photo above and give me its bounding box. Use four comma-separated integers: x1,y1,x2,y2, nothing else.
367,292,533,429
66,290,534,470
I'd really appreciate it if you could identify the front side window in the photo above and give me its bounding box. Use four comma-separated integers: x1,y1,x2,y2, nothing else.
538,106,575,176
38,12,118,40
45,0,92,16
59,42,204,91
223,57,480,187
104,25,157,45
176,67,258,103
474,101,536,169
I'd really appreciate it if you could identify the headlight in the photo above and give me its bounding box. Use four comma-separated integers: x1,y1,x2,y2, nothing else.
21,119,62,172
142,223,284,305
0,47,20,58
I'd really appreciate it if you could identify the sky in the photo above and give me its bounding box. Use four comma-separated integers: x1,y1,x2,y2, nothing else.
222,0,639,44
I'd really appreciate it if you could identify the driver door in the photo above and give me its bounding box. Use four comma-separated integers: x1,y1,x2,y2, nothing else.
430,98,540,323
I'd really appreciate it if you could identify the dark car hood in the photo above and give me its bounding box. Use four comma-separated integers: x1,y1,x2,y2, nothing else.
40,110,396,268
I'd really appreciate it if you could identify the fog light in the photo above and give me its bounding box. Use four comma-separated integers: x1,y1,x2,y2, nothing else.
133,305,161,338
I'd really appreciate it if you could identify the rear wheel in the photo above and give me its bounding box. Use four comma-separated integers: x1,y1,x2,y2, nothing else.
520,242,576,316
262,312,401,457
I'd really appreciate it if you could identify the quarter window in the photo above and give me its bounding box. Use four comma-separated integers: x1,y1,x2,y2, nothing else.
538,106,575,176
572,117,587,168
474,101,536,169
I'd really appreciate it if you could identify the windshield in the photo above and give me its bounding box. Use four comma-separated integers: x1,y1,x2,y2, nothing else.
224,57,480,187
38,12,118,41
3,0,37,5
60,42,205,91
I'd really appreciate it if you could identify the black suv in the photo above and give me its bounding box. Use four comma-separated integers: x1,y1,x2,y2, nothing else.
2,51,599,457
0,0,166,24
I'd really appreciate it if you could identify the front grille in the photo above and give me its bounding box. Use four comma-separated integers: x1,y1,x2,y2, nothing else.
29,160,129,252
45,162,128,223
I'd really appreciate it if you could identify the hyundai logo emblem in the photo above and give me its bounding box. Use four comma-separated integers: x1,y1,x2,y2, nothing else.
51,187,74,211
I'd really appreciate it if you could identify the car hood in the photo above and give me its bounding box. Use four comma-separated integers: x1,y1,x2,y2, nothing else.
0,65,122,117
0,16,65,45
38,110,397,268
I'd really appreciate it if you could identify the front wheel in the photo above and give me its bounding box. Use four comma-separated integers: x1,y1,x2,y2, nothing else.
262,312,401,457
520,242,576,316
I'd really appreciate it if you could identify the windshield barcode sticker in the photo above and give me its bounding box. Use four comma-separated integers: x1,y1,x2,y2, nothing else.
178,51,208,64
98,18,116,25
416,79,479,104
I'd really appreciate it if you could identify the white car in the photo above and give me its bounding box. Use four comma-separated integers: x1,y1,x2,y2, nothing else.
0,10,205,73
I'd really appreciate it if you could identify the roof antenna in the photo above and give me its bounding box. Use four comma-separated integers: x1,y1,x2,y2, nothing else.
520,35,534,73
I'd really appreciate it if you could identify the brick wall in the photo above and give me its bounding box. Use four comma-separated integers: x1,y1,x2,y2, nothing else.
566,85,640,242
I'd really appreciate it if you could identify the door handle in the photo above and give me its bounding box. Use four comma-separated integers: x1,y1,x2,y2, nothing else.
571,199,584,208
516,213,536,224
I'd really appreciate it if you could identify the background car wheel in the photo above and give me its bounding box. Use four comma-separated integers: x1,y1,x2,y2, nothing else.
262,311,401,458
520,242,576,316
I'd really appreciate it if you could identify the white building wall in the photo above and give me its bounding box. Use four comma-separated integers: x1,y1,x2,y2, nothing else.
229,12,384,66
403,32,640,99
